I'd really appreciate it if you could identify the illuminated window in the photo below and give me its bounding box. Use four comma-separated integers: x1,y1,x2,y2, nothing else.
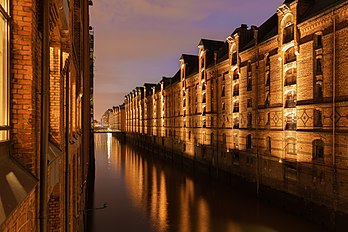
0,0,9,141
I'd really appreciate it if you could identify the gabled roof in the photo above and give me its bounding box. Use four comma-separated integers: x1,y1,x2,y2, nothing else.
198,38,225,52
180,54,198,77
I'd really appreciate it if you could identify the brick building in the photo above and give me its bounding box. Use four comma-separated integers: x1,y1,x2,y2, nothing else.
110,0,348,227
0,0,93,231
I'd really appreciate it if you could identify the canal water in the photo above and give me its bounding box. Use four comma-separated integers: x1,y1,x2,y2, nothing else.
88,133,325,232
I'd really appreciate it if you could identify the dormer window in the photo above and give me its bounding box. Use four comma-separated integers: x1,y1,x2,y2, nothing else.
231,52,237,65
283,24,294,44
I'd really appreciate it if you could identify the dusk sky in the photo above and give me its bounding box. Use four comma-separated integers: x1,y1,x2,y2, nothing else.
90,0,282,120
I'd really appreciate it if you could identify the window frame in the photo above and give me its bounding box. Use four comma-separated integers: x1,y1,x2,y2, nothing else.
0,1,10,142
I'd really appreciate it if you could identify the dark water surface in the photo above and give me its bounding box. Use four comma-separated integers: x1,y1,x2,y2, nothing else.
89,133,325,232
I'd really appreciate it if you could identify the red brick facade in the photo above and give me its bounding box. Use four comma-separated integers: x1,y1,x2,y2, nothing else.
0,0,93,231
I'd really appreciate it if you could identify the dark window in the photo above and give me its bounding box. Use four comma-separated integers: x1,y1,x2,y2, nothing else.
283,24,294,44
202,107,206,116
233,101,239,113
210,133,214,145
183,143,186,152
315,34,323,48
202,94,206,103
233,84,239,96
312,139,324,160
265,93,270,107
247,112,252,128
223,134,226,145
247,77,252,91
201,71,205,80
233,117,239,129
314,109,323,127
233,69,239,80
266,56,270,69
247,99,252,108
188,131,191,139
203,121,206,128
201,58,205,68
222,103,225,111
316,58,322,75
314,83,323,101
265,72,270,88
266,136,271,153
284,47,296,64
246,134,252,150
285,113,297,130
247,61,252,73
202,84,206,91
285,91,296,108
266,112,270,127
221,86,225,97
284,68,297,86
232,52,238,65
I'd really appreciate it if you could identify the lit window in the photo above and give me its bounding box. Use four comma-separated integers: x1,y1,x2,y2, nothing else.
0,0,9,141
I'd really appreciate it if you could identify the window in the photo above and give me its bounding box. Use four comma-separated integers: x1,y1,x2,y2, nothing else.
316,58,322,75
201,57,205,69
312,139,324,160
314,83,323,101
202,94,206,104
247,112,252,128
286,138,296,155
284,47,296,64
221,86,225,97
233,101,239,113
231,52,237,65
265,56,270,69
233,84,239,96
188,131,191,140
247,76,252,91
283,24,294,44
266,136,271,154
285,113,296,130
284,68,297,86
266,112,270,127
0,0,9,141
233,69,239,80
314,33,322,48
210,133,214,145
233,117,239,129
246,134,252,150
222,102,225,111
222,133,226,145
265,93,270,107
201,71,205,80
285,90,296,108
314,109,323,128
247,99,252,108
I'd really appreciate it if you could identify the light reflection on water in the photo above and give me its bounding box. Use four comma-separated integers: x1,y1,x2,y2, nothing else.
90,134,325,232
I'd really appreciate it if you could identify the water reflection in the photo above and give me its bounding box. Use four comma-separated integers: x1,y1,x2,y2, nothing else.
91,134,324,232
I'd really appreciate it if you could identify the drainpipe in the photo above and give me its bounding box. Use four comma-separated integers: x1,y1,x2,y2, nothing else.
40,0,50,231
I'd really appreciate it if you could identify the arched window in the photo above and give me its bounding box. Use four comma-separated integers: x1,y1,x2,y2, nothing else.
246,134,252,150
312,139,324,160
282,14,294,44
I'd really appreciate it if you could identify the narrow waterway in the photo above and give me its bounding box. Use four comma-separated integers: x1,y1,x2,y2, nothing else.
88,133,325,232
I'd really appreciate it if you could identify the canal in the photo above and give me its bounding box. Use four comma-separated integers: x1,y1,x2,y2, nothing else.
88,133,325,232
